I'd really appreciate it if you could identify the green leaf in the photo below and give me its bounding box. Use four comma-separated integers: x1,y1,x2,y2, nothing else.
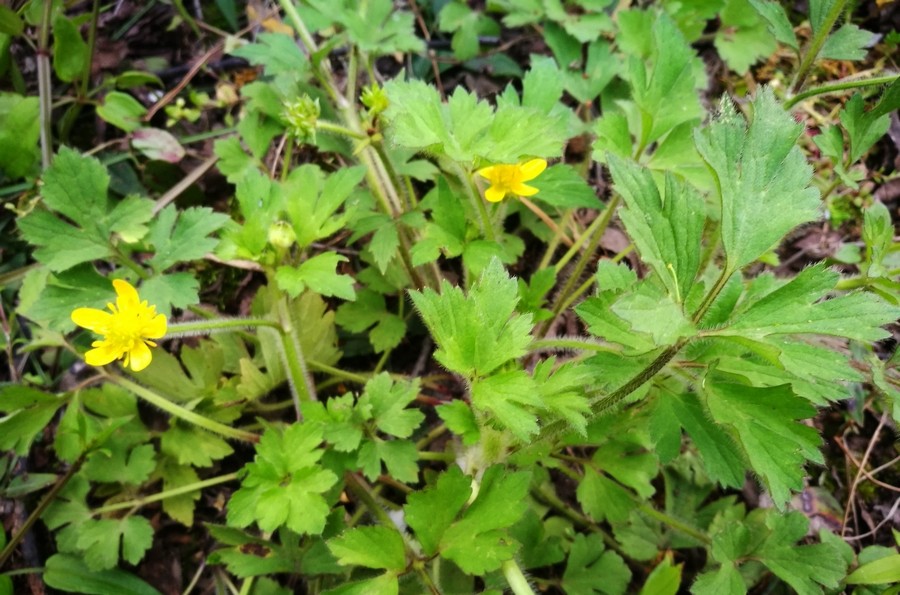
157,458,201,525
471,370,541,440
669,393,746,488
532,164,603,209
358,373,424,438
715,264,898,342
76,516,154,571
694,88,820,271
52,14,88,82
409,259,533,378
359,439,419,483
275,252,356,300
563,40,618,104
227,423,338,535
533,358,591,436
328,525,407,570
640,552,682,595
714,0,777,74
705,376,822,508
306,0,423,56
757,513,849,594
436,400,480,445
440,466,531,574
160,423,234,467
323,573,398,595
96,91,148,133
405,465,472,556
231,32,309,91
628,12,703,145
383,80,567,163
576,467,635,523
139,273,200,315
562,533,631,595
0,6,24,35
846,553,900,585
0,386,64,455
44,554,162,595
748,0,798,49
522,55,564,112
0,93,40,178
147,206,229,272
862,200,893,277
612,285,696,345
610,156,704,302
284,164,366,248
819,23,876,60
840,93,891,163
690,564,744,595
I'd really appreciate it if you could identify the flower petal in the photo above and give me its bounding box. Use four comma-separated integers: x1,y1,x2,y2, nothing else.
484,185,507,202
84,343,122,366
519,158,547,181
476,166,496,181
71,308,113,332
144,313,168,339
512,182,540,197
113,279,140,310
128,341,153,372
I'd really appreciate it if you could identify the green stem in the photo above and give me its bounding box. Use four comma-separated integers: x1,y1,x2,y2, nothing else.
108,375,259,443
78,0,101,99
789,0,851,94
0,454,87,569
691,267,733,325
317,120,368,140
528,337,616,354
37,0,54,169
540,195,621,337
276,297,317,417
457,165,497,241
92,473,239,515
344,472,395,526
784,73,899,109
502,559,536,595
306,360,371,384
165,317,283,338
636,501,711,545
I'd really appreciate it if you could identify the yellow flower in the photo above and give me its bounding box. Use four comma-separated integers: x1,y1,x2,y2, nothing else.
71,279,167,372
476,158,548,202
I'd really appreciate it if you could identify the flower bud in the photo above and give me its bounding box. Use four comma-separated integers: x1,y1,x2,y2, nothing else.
282,95,320,142
267,221,296,249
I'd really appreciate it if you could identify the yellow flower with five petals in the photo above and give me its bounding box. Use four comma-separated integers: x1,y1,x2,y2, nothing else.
71,279,167,372
476,158,547,202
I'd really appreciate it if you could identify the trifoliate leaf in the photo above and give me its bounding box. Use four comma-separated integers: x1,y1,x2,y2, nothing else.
612,285,696,346
576,467,635,523
19,149,154,271
227,423,337,535
562,533,631,595
404,465,472,556
383,80,566,163
357,439,420,484
705,376,822,508
307,0,423,55
694,88,820,271
609,156,704,302
409,259,533,378
327,525,407,571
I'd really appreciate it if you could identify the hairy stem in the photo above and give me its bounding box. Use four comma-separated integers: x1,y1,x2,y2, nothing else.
108,375,259,443
790,0,851,94
784,73,899,109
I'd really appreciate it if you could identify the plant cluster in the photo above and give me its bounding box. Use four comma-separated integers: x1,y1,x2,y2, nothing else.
1,0,899,594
